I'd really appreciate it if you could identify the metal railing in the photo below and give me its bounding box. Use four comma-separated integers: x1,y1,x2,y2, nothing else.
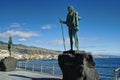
17,61,61,76
17,61,120,80
95,66,118,80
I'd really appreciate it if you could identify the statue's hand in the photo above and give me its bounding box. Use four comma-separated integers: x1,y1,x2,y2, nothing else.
59,18,63,24
75,27,79,31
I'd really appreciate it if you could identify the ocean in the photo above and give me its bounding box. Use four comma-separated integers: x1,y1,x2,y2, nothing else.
17,58,120,80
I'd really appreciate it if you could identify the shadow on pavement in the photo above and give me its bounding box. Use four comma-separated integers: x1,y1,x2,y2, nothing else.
9,74,61,80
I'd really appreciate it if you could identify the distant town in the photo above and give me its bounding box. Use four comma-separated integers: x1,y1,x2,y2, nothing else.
0,49,58,60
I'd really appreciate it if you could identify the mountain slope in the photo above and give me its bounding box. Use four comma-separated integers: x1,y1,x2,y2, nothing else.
0,41,61,55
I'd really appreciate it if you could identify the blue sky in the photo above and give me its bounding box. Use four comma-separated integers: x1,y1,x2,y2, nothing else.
0,0,120,55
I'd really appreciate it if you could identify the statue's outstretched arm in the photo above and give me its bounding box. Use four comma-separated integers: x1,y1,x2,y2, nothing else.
60,18,66,24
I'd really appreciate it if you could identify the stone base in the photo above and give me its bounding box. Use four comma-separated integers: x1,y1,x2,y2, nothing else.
0,57,17,71
58,50,99,80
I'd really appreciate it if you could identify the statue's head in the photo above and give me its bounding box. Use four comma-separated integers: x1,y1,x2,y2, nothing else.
9,36,12,42
68,6,74,12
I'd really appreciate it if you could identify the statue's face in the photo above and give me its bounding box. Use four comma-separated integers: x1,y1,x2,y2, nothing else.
68,6,74,12
68,7,72,12
9,37,11,39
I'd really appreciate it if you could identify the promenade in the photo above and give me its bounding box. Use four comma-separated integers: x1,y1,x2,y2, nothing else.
0,69,61,80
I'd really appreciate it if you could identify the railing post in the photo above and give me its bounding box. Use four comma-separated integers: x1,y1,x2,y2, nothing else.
40,64,42,73
114,70,117,80
18,62,20,69
25,62,27,71
52,64,55,75
32,63,34,72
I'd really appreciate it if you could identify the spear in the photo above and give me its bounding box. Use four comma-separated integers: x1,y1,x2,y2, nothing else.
59,18,66,51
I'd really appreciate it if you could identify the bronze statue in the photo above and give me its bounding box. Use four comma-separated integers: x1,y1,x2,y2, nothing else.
60,6,80,50
8,36,12,57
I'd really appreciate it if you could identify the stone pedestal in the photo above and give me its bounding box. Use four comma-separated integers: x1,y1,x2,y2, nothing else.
0,57,17,71
58,50,99,80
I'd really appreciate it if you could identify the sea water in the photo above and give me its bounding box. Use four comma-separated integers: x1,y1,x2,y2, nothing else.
18,58,120,80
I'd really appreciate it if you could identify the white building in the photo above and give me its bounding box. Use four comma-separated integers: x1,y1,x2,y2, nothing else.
0,49,9,59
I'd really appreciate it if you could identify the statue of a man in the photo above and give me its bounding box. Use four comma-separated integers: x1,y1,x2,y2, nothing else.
8,36,12,57
60,6,80,50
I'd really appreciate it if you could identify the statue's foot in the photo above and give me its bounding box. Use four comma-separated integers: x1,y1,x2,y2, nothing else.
69,49,73,51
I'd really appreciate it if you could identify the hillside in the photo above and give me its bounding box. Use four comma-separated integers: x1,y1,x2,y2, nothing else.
0,41,61,60
0,41,61,55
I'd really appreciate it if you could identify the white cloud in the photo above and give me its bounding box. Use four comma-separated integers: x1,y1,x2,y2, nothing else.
10,23,21,28
79,37,99,42
0,30,39,38
80,46,97,49
41,24,52,30
95,49,120,55
33,40,43,44
7,23,22,30
41,36,100,46
46,38,70,45
45,37,99,45
18,38,27,42
46,39,63,45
